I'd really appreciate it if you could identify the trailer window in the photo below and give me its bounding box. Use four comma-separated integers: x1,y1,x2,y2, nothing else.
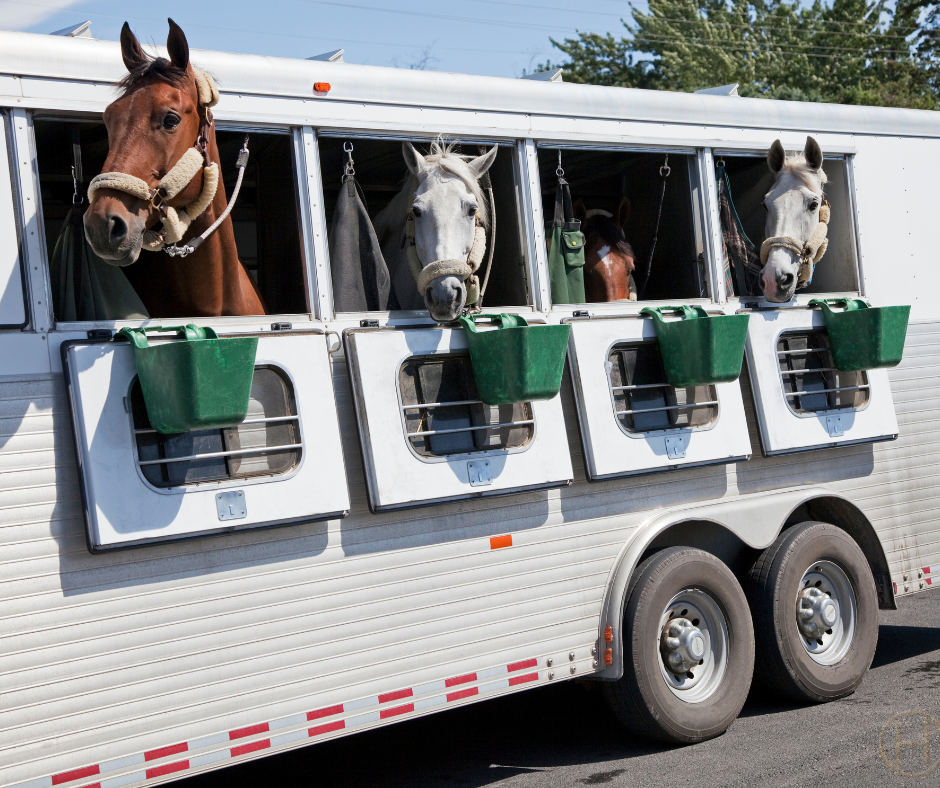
132,366,301,488
608,341,718,433
777,330,869,415
714,153,858,297
33,118,307,321
536,146,708,304
398,354,534,458
318,136,529,314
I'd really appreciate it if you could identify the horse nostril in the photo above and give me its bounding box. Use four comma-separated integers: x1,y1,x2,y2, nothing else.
778,272,794,288
108,214,127,244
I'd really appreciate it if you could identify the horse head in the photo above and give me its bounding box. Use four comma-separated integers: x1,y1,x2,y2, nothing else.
761,136,828,302
575,197,636,302
403,141,498,322
84,19,212,266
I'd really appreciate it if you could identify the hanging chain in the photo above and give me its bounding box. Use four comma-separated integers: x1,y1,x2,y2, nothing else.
556,149,564,178
660,154,671,178
71,165,81,205
343,141,355,178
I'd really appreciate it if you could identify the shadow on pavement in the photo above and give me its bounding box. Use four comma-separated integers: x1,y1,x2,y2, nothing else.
870,625,940,669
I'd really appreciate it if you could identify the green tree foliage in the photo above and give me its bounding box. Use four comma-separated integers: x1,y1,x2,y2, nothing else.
545,0,939,108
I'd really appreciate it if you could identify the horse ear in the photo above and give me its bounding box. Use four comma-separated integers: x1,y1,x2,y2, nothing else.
573,199,586,224
166,18,190,71
402,142,427,176
617,196,631,227
468,145,498,181
803,136,823,171
768,139,786,174
120,22,147,73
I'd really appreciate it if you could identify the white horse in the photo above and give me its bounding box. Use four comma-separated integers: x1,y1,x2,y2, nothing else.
373,140,497,322
761,136,829,302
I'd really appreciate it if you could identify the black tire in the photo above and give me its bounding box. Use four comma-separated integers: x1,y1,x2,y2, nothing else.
747,521,878,703
602,547,755,744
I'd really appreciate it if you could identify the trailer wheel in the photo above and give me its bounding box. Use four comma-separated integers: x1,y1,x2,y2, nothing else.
747,521,878,703
602,547,754,744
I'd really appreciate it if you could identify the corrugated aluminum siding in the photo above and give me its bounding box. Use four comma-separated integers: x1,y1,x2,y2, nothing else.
0,323,936,785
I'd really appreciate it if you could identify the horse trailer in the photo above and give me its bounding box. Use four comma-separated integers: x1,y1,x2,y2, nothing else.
0,24,937,787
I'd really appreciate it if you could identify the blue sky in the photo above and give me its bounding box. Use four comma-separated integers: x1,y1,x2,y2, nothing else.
1,0,643,78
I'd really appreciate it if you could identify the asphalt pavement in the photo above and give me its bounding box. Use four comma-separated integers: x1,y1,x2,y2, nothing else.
172,590,940,788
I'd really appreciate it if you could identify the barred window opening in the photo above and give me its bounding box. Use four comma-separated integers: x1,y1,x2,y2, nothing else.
777,330,870,415
608,342,718,433
398,355,533,458
132,366,301,488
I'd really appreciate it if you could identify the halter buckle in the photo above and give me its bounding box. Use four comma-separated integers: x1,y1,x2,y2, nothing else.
149,187,169,215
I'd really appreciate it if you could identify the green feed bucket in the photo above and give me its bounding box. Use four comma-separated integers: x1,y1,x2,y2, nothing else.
119,325,258,434
640,306,750,388
458,313,571,405
809,298,910,372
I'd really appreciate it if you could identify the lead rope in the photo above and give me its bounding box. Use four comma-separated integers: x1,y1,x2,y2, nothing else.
639,155,670,299
165,136,250,257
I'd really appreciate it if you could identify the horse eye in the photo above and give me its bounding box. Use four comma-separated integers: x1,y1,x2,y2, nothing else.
809,200,819,211
412,206,422,218
163,113,181,130
467,205,477,217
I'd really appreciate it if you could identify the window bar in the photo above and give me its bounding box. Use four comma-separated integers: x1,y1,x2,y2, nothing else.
784,384,869,398
610,382,672,392
135,415,298,436
407,420,535,438
138,443,303,466
777,347,830,356
615,401,718,417
401,399,483,411
779,367,839,375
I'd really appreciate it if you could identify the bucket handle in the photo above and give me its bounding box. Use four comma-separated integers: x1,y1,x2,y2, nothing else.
640,305,710,324
809,298,868,315
119,324,219,350
458,313,529,333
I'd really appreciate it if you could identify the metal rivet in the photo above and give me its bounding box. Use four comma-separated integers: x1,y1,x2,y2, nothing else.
548,672,554,680
592,660,597,669
570,665,577,674
568,652,575,661
546,658,553,667
591,647,596,656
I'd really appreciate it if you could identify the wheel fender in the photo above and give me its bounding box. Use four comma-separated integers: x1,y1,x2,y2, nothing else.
593,486,888,680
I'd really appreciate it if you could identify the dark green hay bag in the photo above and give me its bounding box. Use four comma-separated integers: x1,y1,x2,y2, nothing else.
809,298,910,372
640,305,750,388
458,313,571,405
119,325,258,434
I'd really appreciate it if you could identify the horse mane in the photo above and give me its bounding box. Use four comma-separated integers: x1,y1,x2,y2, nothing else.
416,138,490,228
778,152,828,191
117,53,191,95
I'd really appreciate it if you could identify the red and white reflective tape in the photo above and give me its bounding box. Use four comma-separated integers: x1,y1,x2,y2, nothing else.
13,658,541,788
924,565,937,585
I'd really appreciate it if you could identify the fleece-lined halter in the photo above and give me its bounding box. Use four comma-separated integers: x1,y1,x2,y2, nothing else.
760,200,830,289
403,210,488,306
87,68,222,254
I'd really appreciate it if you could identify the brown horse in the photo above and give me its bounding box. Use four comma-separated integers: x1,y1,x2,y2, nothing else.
574,198,636,302
84,19,264,317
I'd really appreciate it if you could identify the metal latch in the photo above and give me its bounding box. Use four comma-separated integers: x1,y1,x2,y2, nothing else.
87,329,113,341
270,322,292,331
572,310,589,318
665,434,688,459
216,490,247,521
360,319,379,328
825,415,844,438
467,459,492,487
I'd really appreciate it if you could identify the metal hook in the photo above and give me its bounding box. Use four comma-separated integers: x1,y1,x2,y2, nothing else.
556,149,564,178
343,141,355,177
660,154,671,178
717,156,726,167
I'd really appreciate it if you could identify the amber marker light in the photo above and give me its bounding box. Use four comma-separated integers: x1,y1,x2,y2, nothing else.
604,625,613,643
604,648,613,666
314,82,331,93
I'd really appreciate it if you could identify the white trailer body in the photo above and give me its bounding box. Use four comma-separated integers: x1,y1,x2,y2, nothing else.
0,28,936,787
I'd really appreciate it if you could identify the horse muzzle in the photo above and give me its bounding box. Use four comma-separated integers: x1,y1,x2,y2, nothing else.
761,247,799,303
83,194,146,266
423,271,467,323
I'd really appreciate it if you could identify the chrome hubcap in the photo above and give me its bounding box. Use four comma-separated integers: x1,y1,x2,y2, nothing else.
796,561,857,665
657,589,729,704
